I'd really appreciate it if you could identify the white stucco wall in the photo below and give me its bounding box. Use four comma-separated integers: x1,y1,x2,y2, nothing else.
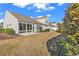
36,17,49,31
50,27,58,31
43,26,58,31
3,10,19,34
36,17,48,25
33,24,38,32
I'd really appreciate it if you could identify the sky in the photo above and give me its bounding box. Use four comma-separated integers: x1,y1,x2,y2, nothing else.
0,3,70,23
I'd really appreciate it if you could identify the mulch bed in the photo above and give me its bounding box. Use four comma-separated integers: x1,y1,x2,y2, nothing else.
0,33,19,40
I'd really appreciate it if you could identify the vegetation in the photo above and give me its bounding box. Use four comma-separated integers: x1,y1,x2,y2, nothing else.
44,28,50,32
0,32,60,55
40,28,50,32
0,22,3,28
0,28,15,34
57,23,64,33
57,3,79,56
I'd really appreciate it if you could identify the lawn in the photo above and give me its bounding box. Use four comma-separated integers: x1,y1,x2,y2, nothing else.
0,32,61,56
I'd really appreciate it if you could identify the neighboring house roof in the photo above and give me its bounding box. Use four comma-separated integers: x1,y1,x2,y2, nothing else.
36,16,48,19
48,22,58,27
36,16,48,25
49,22,58,25
9,11,43,25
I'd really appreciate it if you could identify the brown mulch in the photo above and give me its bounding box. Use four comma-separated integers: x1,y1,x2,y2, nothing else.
0,33,19,40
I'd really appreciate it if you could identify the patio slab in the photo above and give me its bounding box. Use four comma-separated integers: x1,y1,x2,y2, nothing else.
19,32,40,36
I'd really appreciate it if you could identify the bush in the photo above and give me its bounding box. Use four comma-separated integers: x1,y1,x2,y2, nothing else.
39,29,45,32
44,28,50,32
40,28,50,32
0,28,15,34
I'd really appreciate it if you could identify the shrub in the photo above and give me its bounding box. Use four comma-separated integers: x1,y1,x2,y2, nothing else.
0,28,3,32
56,4,79,56
44,28,50,32
39,29,44,32
0,28,15,34
40,28,50,32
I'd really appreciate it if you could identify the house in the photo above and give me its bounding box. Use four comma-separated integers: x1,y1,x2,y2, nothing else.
43,22,58,31
3,10,59,34
49,22,58,31
36,17,58,31
36,16,49,30
3,10,48,34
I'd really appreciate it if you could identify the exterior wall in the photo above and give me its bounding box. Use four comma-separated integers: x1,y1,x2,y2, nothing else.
36,17,48,25
41,25,46,30
19,22,27,33
19,23,39,33
3,10,40,34
3,11,19,34
36,17,49,31
51,23,58,26
26,23,33,32
49,23,58,31
33,24,43,32
3,11,56,34
50,27,58,31
33,24,38,32
43,26,58,31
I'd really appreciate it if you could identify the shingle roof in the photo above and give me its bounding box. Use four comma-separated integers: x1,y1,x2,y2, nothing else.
9,11,43,24
48,22,58,27
36,16,48,20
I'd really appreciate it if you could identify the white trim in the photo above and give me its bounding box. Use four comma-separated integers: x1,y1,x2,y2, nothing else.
26,23,33,32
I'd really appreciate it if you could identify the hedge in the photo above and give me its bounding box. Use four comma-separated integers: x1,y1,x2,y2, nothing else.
44,28,50,32
40,28,50,32
0,28,15,34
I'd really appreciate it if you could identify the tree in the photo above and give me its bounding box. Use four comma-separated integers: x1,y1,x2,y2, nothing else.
57,22,64,33
57,3,79,56
64,4,79,35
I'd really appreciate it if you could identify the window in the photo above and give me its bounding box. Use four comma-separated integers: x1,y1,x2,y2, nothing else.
9,24,11,26
46,20,48,23
27,24,32,30
33,25,34,32
19,23,26,33
37,25,39,30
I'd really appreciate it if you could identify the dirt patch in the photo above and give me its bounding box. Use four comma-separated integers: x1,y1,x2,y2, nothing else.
0,32,61,55
0,33,19,40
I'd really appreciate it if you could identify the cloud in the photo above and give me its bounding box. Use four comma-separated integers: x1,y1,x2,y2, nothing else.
48,6,55,10
33,3,47,10
13,3,56,11
0,19,3,23
33,3,55,11
30,16,33,18
37,16,43,18
36,10,42,12
46,14,52,17
13,3,31,8
13,3,56,12
37,14,52,18
58,3,65,6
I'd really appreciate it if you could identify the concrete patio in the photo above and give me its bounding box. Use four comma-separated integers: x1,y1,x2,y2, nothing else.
19,32,40,36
